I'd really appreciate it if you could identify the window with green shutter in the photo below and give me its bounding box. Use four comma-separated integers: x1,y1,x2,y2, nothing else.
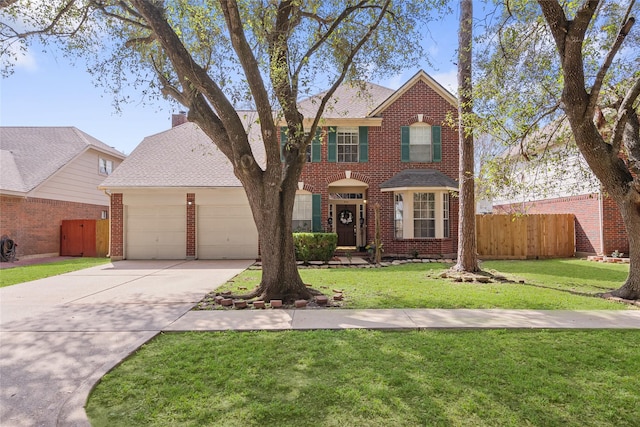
432,125,442,162
328,127,337,162
312,194,322,231
311,128,321,162
358,126,368,162
401,124,442,163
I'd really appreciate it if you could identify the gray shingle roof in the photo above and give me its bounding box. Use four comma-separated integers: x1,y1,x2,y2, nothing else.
380,169,459,190
100,112,265,188
297,81,395,119
0,127,125,193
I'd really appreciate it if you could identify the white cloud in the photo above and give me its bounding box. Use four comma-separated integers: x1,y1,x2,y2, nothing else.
431,69,457,95
6,42,38,72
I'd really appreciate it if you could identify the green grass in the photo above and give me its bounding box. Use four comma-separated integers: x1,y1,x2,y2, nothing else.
87,329,640,427
214,259,631,310
0,257,111,287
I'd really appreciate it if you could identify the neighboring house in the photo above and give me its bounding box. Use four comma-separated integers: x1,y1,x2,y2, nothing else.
0,127,126,258
491,127,628,256
101,70,459,260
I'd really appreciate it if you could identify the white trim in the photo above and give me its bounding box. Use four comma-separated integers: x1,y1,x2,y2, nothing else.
381,186,458,193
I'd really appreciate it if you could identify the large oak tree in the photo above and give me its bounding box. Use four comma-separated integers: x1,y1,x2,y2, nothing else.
477,0,640,299
1,1,435,301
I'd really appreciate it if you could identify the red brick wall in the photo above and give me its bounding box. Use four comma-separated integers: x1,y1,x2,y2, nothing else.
299,79,460,257
0,195,107,258
110,193,123,259
186,193,196,258
493,193,628,255
601,195,629,255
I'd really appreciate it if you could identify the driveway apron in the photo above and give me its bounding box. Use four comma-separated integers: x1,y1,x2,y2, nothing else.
0,259,251,427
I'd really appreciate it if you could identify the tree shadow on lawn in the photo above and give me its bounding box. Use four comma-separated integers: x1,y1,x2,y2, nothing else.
482,259,628,284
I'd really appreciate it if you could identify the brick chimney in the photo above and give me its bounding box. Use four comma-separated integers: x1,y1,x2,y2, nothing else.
172,111,188,127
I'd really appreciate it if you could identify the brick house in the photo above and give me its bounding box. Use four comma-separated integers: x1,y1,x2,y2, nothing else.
0,127,125,259
101,70,459,260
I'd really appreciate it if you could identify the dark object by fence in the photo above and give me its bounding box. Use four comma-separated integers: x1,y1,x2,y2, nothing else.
0,235,17,262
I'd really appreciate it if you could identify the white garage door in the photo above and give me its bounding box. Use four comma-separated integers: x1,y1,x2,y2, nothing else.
126,205,186,259
198,204,258,259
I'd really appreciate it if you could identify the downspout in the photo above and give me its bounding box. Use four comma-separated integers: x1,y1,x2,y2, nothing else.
102,189,112,258
598,190,605,256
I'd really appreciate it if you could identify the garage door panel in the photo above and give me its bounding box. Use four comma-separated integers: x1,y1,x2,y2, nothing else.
197,204,257,259
126,205,186,259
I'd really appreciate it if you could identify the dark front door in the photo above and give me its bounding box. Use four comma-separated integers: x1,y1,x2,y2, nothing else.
336,205,356,246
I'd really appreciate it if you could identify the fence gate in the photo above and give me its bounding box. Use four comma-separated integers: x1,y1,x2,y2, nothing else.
60,219,109,257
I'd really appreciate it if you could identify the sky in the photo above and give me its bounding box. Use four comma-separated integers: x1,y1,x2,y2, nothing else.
0,6,465,156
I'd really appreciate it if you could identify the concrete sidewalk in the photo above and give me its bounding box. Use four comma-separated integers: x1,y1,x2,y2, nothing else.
167,308,640,331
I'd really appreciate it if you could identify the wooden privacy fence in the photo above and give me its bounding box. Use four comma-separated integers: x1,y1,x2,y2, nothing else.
60,219,109,257
476,214,575,259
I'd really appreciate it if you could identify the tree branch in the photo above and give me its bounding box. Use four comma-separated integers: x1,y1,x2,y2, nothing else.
587,0,636,117
536,0,569,56
129,0,244,154
611,76,640,155
219,0,279,170
306,0,391,135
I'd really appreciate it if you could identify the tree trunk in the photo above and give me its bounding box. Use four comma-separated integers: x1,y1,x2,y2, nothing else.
454,0,479,273
243,175,312,303
609,194,640,300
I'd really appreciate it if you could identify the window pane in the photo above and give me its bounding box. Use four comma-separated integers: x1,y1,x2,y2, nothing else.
337,127,359,163
395,193,403,239
443,193,450,238
293,194,312,232
409,125,432,162
413,192,435,238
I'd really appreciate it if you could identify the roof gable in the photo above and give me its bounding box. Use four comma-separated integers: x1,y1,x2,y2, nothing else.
369,70,457,117
0,127,125,193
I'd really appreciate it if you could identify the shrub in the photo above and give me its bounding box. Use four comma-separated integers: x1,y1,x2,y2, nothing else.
293,233,338,263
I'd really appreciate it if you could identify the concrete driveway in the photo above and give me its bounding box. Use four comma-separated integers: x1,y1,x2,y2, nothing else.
0,259,252,427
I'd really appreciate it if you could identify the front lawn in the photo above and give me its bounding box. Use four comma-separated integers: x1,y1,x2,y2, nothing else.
87,329,640,426
0,257,111,288
210,259,632,310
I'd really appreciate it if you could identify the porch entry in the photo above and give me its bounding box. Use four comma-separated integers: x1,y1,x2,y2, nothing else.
328,176,369,250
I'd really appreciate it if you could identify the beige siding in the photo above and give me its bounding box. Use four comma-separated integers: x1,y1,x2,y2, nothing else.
30,149,123,205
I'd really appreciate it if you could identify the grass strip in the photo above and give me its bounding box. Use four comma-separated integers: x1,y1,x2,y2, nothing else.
212,259,631,310
87,329,640,427
0,257,111,287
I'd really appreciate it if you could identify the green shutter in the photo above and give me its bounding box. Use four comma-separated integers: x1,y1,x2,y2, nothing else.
328,127,337,162
432,125,442,162
401,126,410,162
312,194,322,232
280,127,287,162
359,126,368,163
312,128,321,162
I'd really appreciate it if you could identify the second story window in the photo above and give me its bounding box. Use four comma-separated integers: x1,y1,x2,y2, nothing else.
410,124,432,162
401,124,442,163
337,127,359,163
99,158,113,175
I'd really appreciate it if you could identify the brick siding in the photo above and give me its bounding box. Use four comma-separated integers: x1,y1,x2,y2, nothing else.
299,79,460,257
0,195,108,258
110,193,124,259
186,193,196,258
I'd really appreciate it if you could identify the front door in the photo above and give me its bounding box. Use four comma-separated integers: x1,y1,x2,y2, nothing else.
336,204,356,246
